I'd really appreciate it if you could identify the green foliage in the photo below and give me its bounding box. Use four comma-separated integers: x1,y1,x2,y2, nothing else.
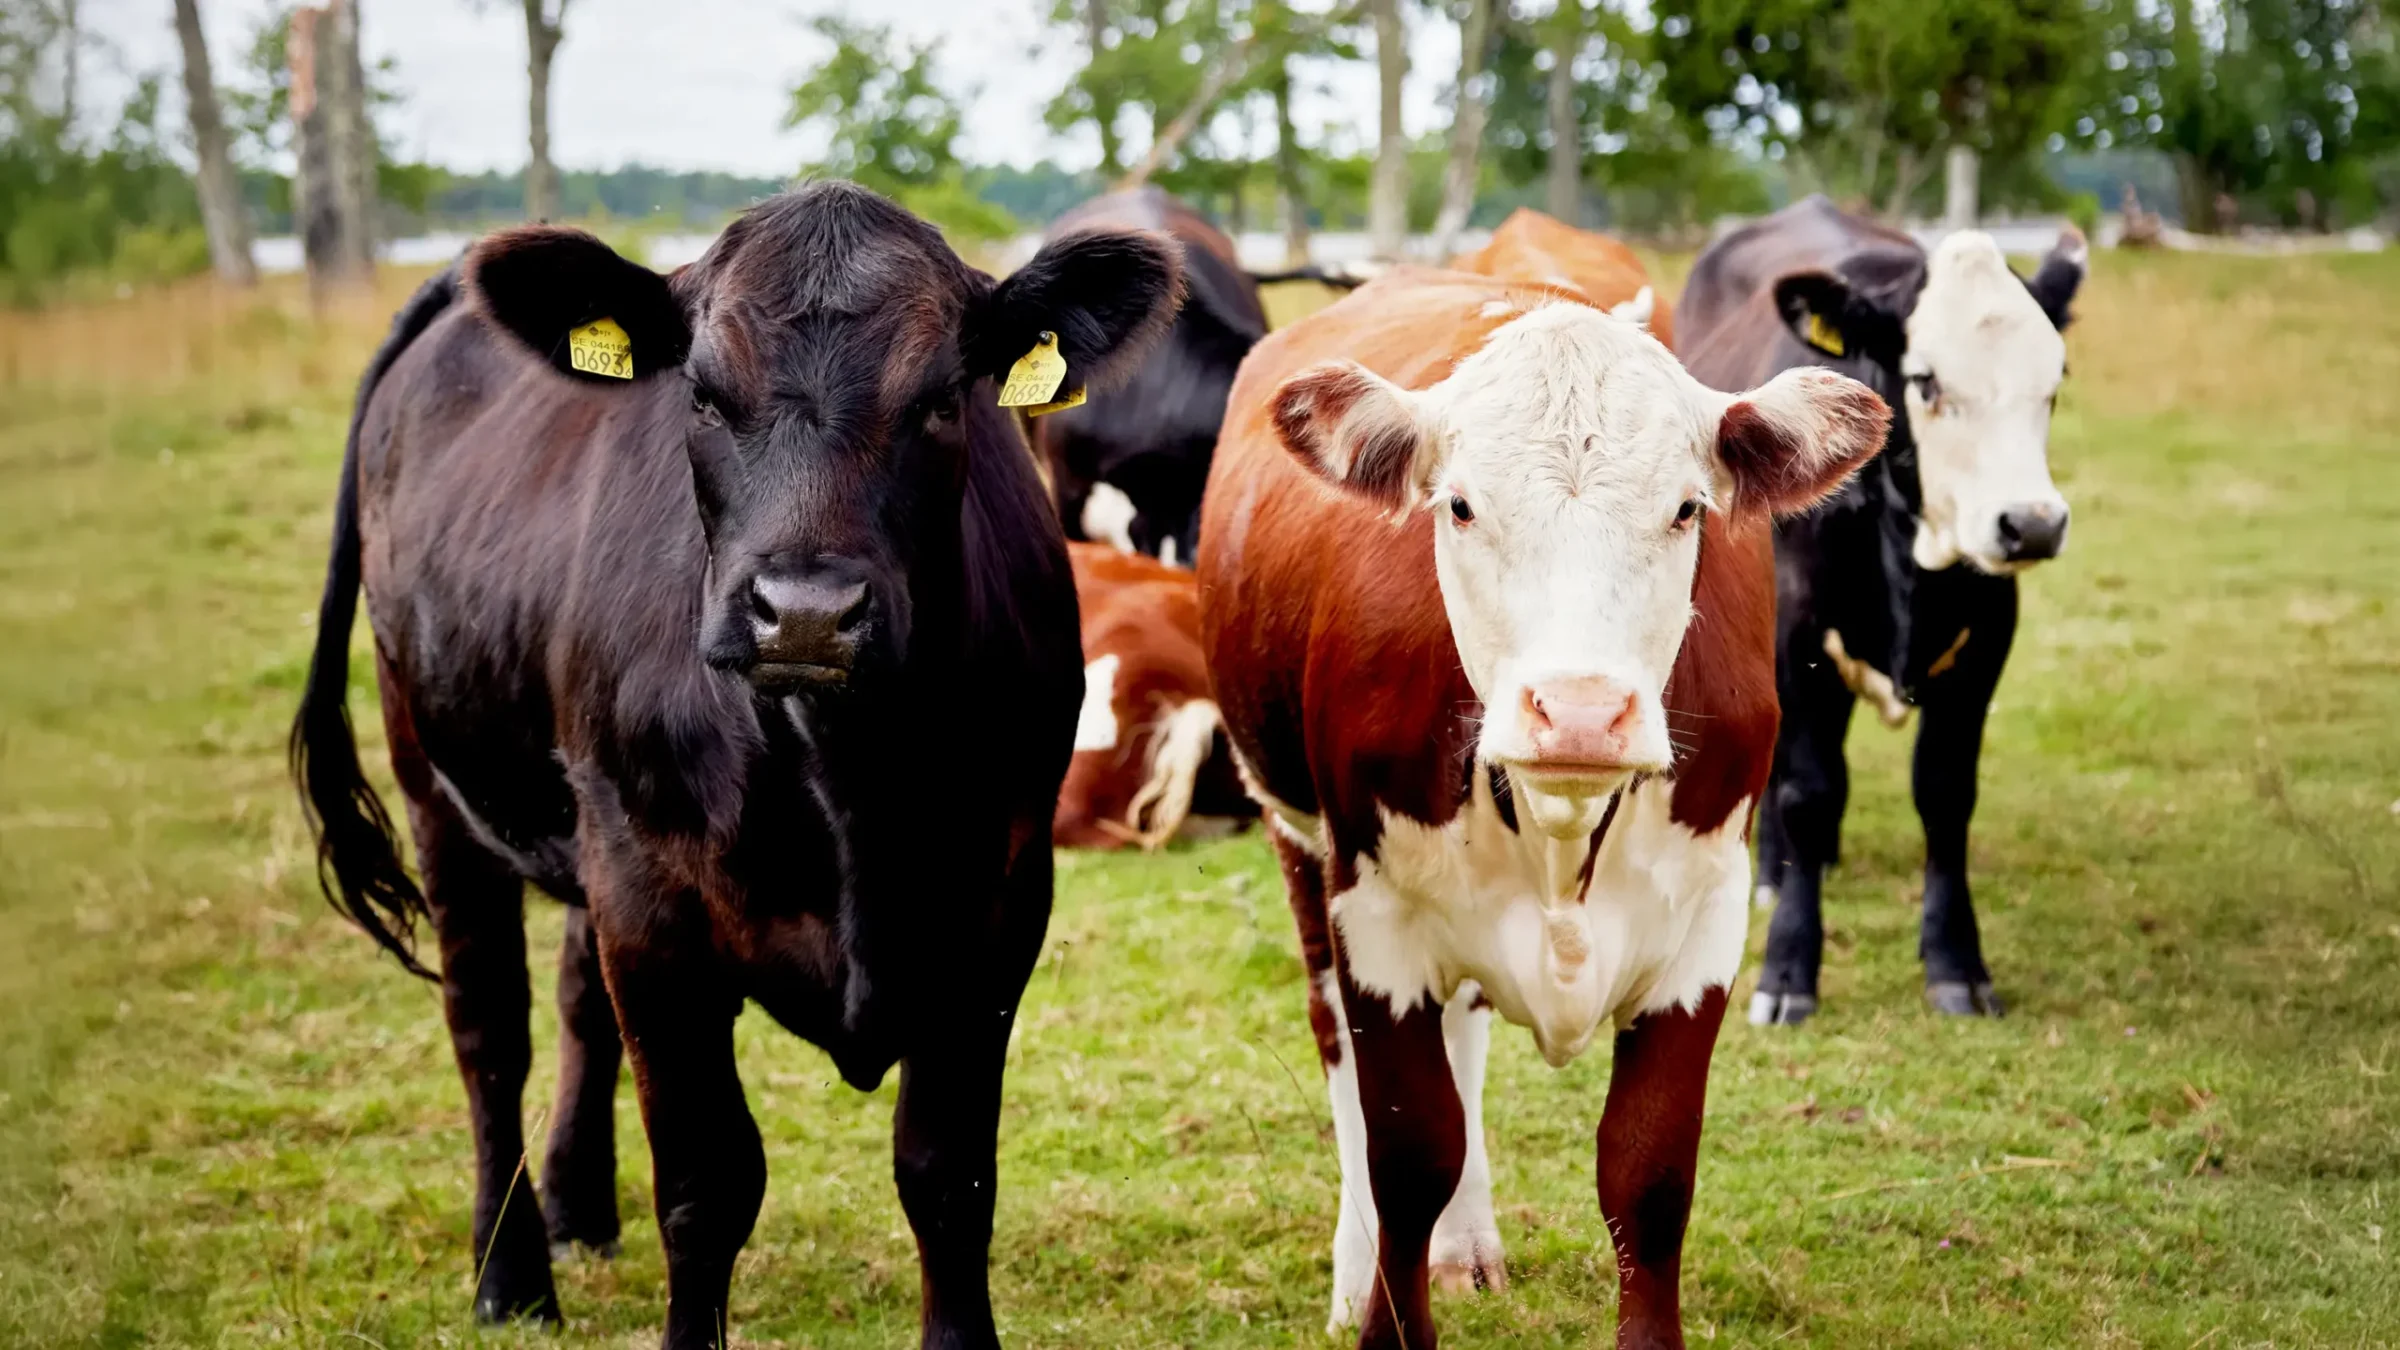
2066,0,2400,228
1652,0,2093,213
0,73,207,303
785,17,1016,240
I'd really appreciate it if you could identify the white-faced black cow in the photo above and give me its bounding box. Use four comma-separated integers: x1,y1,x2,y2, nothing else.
1675,195,2086,1026
290,182,1181,1347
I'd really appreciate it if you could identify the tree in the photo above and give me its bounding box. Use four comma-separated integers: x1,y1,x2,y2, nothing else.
2068,0,2400,229
1652,0,2092,217
1542,3,1584,221
786,18,1013,238
324,0,376,274
1430,0,1499,256
1368,0,1408,257
174,0,257,285
522,0,566,220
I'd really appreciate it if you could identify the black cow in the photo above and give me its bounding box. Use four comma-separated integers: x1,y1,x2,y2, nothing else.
1028,187,1280,564
290,182,1182,1347
1675,195,2086,1026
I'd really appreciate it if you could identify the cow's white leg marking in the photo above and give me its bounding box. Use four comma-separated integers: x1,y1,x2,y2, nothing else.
1429,983,1505,1292
1073,653,1121,752
1323,971,1380,1332
1080,481,1138,553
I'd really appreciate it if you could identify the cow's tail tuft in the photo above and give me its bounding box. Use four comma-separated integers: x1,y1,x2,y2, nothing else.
288,269,458,980
1122,698,1226,852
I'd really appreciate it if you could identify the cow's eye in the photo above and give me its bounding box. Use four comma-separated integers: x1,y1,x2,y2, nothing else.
1449,495,1475,525
1908,371,1943,412
1674,497,1704,529
920,386,961,429
691,386,726,427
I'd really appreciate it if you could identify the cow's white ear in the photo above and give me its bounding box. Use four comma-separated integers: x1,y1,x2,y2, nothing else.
1609,285,1654,331
1712,367,1891,518
1270,361,1440,517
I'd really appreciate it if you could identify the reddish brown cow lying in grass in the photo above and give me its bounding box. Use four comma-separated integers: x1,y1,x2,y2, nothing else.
1053,541,1250,849
1198,239,1888,1348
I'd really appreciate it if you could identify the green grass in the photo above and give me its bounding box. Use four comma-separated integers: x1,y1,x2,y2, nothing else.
3,254,2397,1348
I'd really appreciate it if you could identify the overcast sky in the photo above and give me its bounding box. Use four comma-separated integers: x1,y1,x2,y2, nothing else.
78,0,1468,178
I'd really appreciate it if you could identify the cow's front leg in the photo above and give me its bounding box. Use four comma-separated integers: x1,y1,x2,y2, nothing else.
1753,639,1856,1027
892,1016,1011,1350
1912,614,2014,1018
1336,949,1465,1350
543,905,624,1259
892,848,1047,1350
1429,985,1505,1295
594,908,763,1350
1596,988,1728,1350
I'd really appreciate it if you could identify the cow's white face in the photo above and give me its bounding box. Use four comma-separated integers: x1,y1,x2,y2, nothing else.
1903,231,2075,573
1272,302,1889,838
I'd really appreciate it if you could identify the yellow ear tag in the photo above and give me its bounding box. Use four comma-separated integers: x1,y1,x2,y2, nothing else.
568,317,635,379
998,331,1071,408
1805,311,1846,357
1025,385,1086,418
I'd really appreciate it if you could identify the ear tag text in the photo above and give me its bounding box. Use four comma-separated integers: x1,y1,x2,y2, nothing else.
1804,311,1846,357
999,331,1073,408
1025,386,1086,418
568,317,635,379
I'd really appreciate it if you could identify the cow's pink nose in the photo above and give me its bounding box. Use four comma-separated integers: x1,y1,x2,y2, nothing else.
1520,677,1645,769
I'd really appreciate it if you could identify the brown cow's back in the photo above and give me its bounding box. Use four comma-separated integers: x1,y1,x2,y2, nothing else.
1450,208,1675,349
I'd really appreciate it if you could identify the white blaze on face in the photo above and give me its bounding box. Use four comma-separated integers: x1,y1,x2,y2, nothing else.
1272,301,1889,842
1420,308,1714,833
1904,231,2072,573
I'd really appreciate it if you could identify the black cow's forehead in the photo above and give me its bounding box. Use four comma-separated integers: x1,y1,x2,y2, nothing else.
704,182,980,318
686,182,984,413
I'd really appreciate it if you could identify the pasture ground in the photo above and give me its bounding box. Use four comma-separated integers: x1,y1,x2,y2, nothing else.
2,251,2397,1348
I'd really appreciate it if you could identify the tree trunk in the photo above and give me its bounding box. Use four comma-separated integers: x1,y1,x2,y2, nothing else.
1430,0,1497,259
1116,37,1254,189
524,0,565,221
288,8,342,301
1085,0,1120,176
175,0,257,286
324,0,376,278
1368,0,1408,261
1272,61,1310,267
59,0,78,136
1941,143,1978,229
1543,14,1580,224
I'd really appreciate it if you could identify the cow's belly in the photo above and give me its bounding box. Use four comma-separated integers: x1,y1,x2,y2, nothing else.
1329,778,1752,1067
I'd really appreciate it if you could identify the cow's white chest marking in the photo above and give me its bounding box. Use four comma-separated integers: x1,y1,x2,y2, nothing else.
1327,774,1751,1066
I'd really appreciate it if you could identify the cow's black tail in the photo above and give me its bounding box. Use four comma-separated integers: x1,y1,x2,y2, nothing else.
289,268,459,980
1244,264,1368,289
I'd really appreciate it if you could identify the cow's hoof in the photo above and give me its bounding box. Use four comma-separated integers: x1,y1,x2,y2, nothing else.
1927,981,2004,1017
473,1288,562,1327
549,1238,621,1263
1747,990,1818,1027
1431,1250,1507,1294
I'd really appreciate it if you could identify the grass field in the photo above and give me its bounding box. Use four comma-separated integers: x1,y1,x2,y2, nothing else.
2,250,2397,1349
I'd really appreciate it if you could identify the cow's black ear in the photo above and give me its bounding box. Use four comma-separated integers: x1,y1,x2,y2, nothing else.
463,226,691,382
1773,269,1903,364
971,228,1186,396
2023,225,2088,331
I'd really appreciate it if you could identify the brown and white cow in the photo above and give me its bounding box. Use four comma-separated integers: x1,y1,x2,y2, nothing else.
1197,254,1888,1346
1053,541,1249,849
